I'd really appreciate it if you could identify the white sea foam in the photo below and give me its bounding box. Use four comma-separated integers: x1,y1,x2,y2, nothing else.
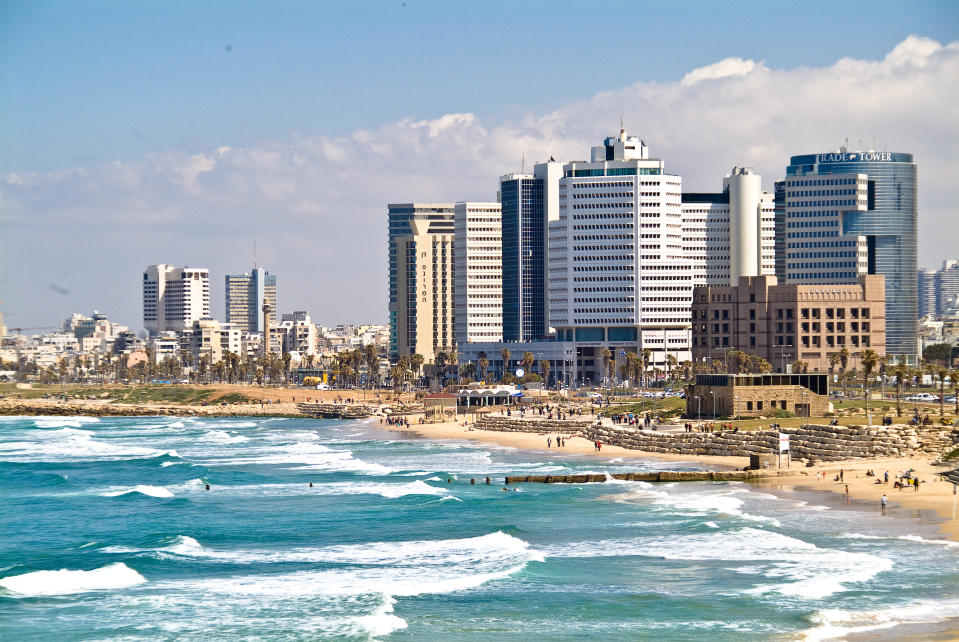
543,527,888,599
160,461,189,467
166,478,445,499
802,598,959,641
196,441,391,474
841,533,959,548
32,416,101,429
0,562,145,596
101,485,174,498
0,427,170,462
615,482,781,526
703,521,719,528
198,430,249,444
353,594,408,637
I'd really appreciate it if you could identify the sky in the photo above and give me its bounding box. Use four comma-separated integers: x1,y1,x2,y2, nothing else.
2,0,958,330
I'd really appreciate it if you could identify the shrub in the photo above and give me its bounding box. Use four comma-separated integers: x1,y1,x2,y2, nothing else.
772,409,796,418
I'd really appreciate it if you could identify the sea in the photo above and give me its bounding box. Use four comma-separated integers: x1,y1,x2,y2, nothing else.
2,415,959,641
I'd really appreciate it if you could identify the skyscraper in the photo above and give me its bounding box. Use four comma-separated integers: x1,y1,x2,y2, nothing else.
388,203,455,360
142,265,210,336
784,150,917,357
498,161,562,342
547,129,691,379
918,267,936,319
681,167,776,286
225,267,277,334
454,202,503,345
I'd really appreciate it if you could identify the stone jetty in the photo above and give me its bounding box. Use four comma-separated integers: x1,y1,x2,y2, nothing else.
504,470,763,484
475,416,959,462
296,403,373,419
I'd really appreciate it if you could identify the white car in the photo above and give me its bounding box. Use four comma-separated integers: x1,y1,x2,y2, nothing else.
906,393,937,402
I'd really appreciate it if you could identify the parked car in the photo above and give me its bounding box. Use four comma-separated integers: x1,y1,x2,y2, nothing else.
906,393,938,402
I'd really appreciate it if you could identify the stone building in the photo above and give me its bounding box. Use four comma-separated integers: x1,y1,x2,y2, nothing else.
685,373,830,419
691,274,885,372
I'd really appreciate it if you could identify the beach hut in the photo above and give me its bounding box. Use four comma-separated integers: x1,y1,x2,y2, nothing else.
424,392,457,421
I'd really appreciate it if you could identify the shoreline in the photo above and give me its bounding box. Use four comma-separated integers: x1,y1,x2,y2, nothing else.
385,416,959,543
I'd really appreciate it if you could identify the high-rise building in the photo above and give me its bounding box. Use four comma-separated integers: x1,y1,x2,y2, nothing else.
547,129,691,380
387,203,455,359
774,180,787,282
499,161,563,342
918,267,937,319
143,265,210,336
681,167,776,287
784,150,917,357
390,206,455,362
225,268,277,334
934,260,959,317
454,202,503,345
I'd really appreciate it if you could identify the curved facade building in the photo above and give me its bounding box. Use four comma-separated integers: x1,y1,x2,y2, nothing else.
785,151,917,358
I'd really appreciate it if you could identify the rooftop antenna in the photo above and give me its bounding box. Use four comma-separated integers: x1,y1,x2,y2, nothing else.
620,116,624,134
521,153,525,174
253,239,258,269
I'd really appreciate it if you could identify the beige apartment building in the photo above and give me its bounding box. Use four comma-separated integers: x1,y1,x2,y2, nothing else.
691,274,885,373
393,218,455,362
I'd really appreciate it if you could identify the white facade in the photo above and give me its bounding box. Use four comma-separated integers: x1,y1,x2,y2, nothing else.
784,174,870,283
547,130,692,373
143,265,211,336
454,202,503,344
681,167,776,287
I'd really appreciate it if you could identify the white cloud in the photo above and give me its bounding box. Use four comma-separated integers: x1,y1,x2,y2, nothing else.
3,36,957,328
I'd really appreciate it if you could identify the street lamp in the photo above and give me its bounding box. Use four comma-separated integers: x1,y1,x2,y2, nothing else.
696,395,702,420
776,344,793,373
735,395,740,430
710,390,716,421
801,391,808,426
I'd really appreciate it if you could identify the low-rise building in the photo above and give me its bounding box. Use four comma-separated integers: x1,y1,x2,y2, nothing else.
691,274,885,372
685,373,830,419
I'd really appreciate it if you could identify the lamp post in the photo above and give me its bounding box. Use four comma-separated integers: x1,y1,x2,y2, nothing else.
775,344,793,373
801,391,807,426
735,395,740,431
696,395,702,420
710,390,715,421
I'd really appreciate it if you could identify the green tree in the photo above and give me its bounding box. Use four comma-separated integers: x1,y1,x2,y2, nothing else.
601,348,613,385
892,361,909,417
409,353,424,384
936,366,950,416
521,351,535,375
923,343,957,366
477,352,489,383
839,348,850,396
500,348,511,382
641,348,652,388
363,344,379,388
665,353,678,381
540,358,550,386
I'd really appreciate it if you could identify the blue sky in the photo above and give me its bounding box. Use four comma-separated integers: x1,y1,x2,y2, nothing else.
2,1,958,329
3,0,957,173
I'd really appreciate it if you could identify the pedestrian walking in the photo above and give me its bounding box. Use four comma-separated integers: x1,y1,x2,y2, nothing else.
881,494,888,516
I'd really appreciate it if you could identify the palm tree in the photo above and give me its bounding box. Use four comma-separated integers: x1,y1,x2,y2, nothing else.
861,349,879,423
500,348,511,382
459,361,476,382
711,359,723,374
641,348,652,388
951,368,959,416
409,353,424,385
828,352,840,383
756,358,773,374
363,344,379,389
791,359,804,374
601,348,613,386
839,348,850,397
936,367,949,416
521,351,535,376
665,353,678,381
477,351,488,382
892,362,909,417
540,358,550,386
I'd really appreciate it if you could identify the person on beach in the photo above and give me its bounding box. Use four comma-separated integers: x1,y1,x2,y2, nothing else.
884,470,889,484
845,484,850,504
547,437,552,448
881,494,888,515
840,469,844,483
914,477,920,492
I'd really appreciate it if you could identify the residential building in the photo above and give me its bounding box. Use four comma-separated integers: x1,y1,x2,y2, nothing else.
681,166,776,286
690,274,886,373
547,129,691,382
180,319,243,364
454,201,503,345
932,260,959,317
278,311,318,356
784,150,917,358
387,203,455,360
390,207,455,362
143,265,210,336
225,267,277,333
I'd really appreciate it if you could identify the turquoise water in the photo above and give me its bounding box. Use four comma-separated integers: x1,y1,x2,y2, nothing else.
2,415,958,641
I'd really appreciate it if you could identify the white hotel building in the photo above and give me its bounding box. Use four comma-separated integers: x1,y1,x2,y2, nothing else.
143,264,211,336
454,202,503,344
547,130,691,379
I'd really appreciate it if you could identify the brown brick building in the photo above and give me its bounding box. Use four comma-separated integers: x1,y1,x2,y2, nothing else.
686,373,830,419
691,275,885,373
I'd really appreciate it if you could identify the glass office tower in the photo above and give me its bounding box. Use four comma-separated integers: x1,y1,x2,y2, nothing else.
500,175,546,342
785,151,917,357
